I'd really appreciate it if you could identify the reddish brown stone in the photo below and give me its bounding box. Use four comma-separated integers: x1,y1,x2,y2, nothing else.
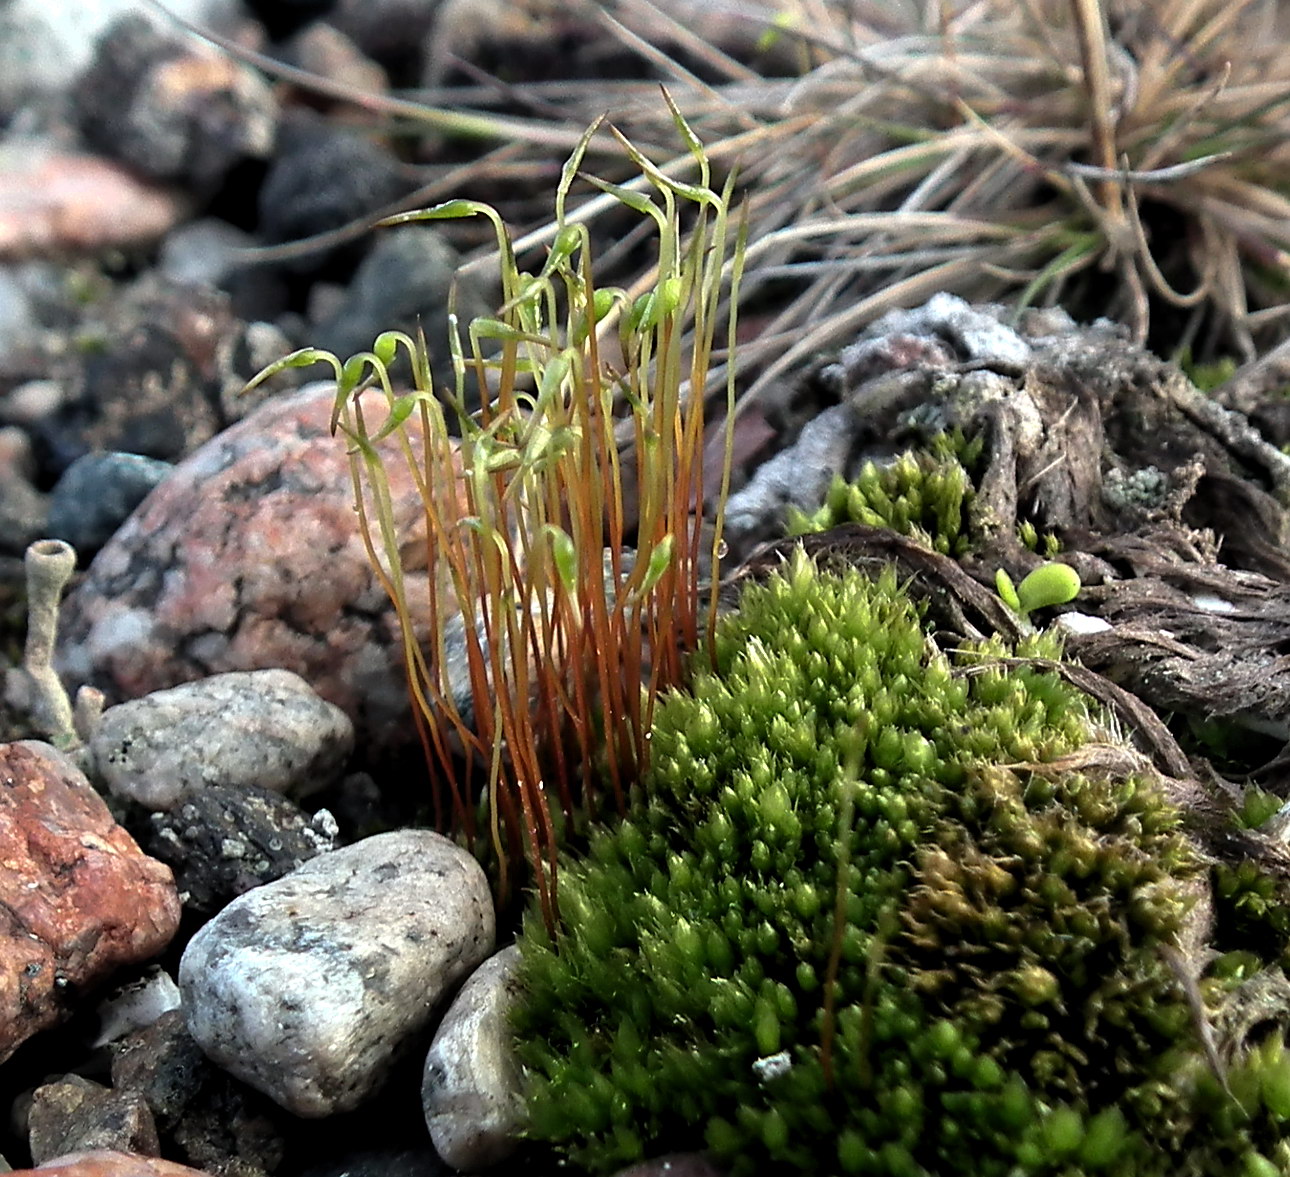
0,742,181,1063
56,385,466,760
0,149,186,260
13,1150,214,1175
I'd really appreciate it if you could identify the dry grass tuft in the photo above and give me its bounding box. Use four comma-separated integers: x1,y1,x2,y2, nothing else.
590,0,1287,402
170,0,1290,392
409,0,1290,401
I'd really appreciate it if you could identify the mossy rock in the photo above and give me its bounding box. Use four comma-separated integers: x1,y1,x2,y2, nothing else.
513,551,1290,1176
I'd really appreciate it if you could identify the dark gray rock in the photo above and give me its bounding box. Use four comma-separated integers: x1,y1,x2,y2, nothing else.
147,785,339,914
112,1008,287,1177
71,13,277,191
28,279,240,477
312,227,489,372
243,0,338,41
330,0,442,70
257,113,408,263
47,452,172,557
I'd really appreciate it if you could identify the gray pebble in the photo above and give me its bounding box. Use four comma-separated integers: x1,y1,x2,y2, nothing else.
91,669,354,811
422,945,524,1170
0,1,236,108
47,451,172,556
158,217,256,290
180,830,496,1117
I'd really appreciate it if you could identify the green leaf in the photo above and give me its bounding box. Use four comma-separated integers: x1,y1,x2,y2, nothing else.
538,349,574,402
663,86,708,183
611,126,717,207
548,224,584,269
379,199,490,225
638,534,676,594
1015,562,1081,614
593,288,624,321
470,318,545,345
339,353,372,397
556,115,605,224
243,347,339,400
582,175,659,218
480,446,522,474
372,332,403,367
655,276,684,320
545,525,579,591
627,292,656,334
995,568,1021,612
368,393,420,443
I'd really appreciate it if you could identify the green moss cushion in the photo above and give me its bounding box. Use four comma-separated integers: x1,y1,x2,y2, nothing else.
514,552,1288,1176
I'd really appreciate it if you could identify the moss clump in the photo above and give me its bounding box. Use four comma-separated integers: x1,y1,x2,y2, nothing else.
513,552,1288,1175
786,434,978,556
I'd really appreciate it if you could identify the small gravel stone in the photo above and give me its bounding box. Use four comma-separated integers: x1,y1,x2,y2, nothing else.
421,944,524,1170
111,1009,287,1176
179,830,495,1117
72,14,277,191
90,669,354,811
146,785,339,913
89,966,181,1048
257,113,407,260
47,453,172,557
28,1075,159,1164
157,219,256,293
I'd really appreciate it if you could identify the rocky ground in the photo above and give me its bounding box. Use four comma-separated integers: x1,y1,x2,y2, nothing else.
6,2,1290,1176
0,4,789,1173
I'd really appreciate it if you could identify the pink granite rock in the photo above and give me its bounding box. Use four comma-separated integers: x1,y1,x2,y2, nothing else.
0,741,181,1063
14,1150,214,1175
55,384,463,760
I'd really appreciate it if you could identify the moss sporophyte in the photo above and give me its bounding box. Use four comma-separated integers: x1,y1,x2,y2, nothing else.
246,95,747,928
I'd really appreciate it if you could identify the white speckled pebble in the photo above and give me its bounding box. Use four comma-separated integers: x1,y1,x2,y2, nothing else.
179,830,495,1117
422,945,525,1169
91,669,354,810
